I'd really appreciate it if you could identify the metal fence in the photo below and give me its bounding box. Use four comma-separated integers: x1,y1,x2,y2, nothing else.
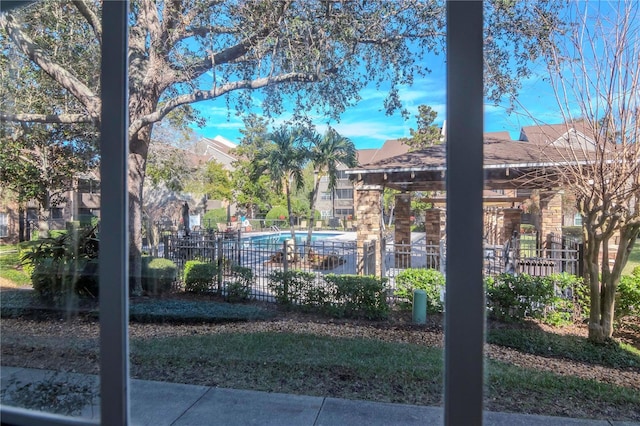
383,239,443,295
484,233,581,277
159,230,582,302
162,231,357,301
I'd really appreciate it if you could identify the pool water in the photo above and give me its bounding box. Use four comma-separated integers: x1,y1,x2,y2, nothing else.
244,232,343,245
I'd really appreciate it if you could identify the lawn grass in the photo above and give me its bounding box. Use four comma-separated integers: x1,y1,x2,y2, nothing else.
0,245,31,286
130,331,639,418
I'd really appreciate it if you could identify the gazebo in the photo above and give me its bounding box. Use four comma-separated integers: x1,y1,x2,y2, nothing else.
346,133,594,276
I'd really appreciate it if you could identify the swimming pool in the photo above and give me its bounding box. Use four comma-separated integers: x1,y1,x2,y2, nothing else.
243,231,345,245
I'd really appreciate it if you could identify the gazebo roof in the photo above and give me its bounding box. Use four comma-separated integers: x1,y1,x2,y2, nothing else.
347,134,596,191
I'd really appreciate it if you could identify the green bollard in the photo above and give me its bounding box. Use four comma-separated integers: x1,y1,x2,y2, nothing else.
412,289,427,324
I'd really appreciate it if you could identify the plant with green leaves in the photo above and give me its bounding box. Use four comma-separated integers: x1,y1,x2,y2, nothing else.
324,274,389,320
223,265,254,303
1,0,565,294
141,256,177,296
394,268,445,314
267,270,317,306
252,126,308,241
485,274,556,322
183,260,216,294
616,267,640,322
21,226,100,305
304,127,357,248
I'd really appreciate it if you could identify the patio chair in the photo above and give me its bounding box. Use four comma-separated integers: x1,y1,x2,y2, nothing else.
217,223,227,232
315,220,323,230
299,220,307,230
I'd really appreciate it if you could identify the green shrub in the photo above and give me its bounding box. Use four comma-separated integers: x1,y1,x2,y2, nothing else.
394,268,445,314
30,258,97,306
617,268,640,321
23,229,100,306
141,257,177,295
48,230,67,239
183,260,216,293
485,274,555,322
266,206,289,221
223,265,253,303
18,241,41,278
202,208,228,229
543,273,585,325
267,270,317,305
324,274,389,320
268,271,389,319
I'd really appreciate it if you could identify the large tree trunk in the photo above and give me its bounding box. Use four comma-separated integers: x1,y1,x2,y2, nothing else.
128,124,152,296
585,227,607,342
127,88,158,295
585,224,638,343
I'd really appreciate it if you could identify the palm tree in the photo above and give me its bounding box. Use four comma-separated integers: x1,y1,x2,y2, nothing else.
252,126,308,241
305,127,357,248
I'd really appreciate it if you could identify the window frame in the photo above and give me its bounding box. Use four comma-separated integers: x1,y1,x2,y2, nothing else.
0,2,486,425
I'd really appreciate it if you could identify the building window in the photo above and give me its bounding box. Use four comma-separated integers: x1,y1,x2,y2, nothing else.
50,207,64,220
0,213,8,238
574,213,582,226
320,191,332,200
335,208,354,217
77,178,97,194
320,210,331,218
335,188,353,199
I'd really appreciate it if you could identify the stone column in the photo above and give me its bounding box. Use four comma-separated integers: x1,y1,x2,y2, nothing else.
394,193,412,268
425,208,444,244
424,208,444,269
501,208,522,243
355,185,384,276
540,191,563,247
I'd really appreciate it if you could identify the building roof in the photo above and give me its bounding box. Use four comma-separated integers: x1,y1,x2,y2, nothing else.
348,130,597,191
519,122,597,151
356,139,410,166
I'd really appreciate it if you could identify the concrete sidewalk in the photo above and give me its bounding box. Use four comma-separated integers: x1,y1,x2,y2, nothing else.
1,366,638,426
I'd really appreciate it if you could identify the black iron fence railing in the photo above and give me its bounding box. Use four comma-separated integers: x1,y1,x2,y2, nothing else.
158,231,582,302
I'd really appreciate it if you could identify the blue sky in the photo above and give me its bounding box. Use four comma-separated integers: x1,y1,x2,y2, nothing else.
192,55,565,150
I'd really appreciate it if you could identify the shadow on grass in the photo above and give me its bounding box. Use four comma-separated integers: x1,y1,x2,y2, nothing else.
487,324,640,371
0,289,275,324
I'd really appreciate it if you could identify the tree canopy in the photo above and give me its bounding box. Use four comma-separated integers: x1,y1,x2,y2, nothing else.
0,0,566,294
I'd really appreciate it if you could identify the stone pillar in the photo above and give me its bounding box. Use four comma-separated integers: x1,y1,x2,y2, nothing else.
424,208,444,269
394,193,412,268
540,191,563,247
501,208,522,243
355,185,384,276
425,208,444,245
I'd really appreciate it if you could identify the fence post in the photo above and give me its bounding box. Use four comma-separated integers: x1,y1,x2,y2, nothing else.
578,242,584,278
282,241,289,302
216,237,223,295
